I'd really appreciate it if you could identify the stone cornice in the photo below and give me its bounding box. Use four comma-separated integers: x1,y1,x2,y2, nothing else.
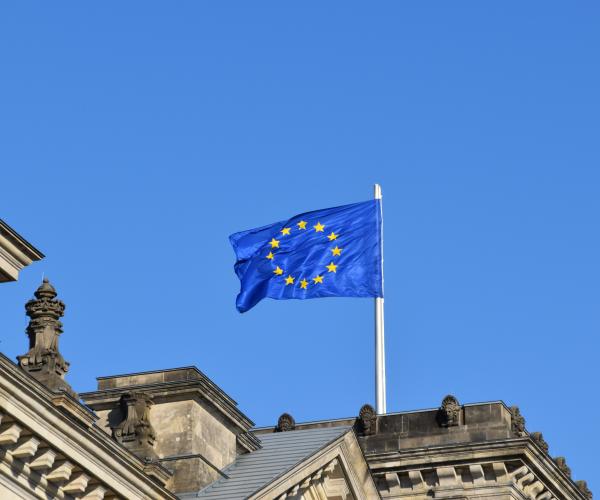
81,369,255,434
0,219,44,282
366,437,587,500
97,366,239,405
238,430,263,452
83,381,258,454
50,393,98,427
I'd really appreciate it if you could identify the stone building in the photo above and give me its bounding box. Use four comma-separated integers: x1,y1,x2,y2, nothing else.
0,222,593,499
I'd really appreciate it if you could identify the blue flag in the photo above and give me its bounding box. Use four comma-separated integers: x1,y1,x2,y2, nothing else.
229,200,383,312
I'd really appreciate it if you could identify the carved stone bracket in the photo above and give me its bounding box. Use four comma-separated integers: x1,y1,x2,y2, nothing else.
437,395,461,427
530,431,549,454
576,480,593,500
111,392,156,460
553,456,571,478
356,404,377,436
276,413,296,432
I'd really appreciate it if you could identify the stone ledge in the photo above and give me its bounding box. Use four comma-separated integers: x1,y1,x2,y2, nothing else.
51,393,98,428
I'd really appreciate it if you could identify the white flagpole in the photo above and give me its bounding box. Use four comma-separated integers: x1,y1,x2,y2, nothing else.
374,184,387,414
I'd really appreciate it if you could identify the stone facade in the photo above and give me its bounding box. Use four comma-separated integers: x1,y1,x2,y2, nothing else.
0,278,593,499
265,397,592,500
80,366,259,494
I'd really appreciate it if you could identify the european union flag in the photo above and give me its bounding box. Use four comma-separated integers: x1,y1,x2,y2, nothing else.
229,200,383,313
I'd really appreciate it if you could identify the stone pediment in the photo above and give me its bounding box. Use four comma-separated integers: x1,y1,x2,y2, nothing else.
186,426,379,500
251,431,377,500
0,353,175,499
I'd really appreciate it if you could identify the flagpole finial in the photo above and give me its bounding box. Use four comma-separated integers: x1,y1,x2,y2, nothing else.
374,184,382,199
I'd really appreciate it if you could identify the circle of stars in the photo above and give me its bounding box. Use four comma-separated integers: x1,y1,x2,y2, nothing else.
265,220,342,290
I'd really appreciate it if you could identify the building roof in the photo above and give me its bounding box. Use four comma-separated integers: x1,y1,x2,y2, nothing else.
181,426,350,499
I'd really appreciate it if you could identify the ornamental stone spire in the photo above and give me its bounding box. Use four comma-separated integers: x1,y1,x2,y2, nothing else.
17,278,76,397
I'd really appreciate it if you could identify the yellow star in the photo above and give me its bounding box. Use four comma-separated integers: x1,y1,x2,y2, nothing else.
274,266,284,276
331,246,342,256
327,232,338,241
281,227,291,236
270,238,280,248
326,262,337,273
297,220,307,230
285,275,295,285
313,275,323,284
314,222,325,232
266,252,275,260
299,279,308,289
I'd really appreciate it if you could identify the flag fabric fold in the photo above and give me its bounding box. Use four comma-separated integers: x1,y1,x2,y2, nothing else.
229,199,383,313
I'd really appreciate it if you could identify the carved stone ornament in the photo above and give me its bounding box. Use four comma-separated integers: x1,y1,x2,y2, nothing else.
510,406,526,437
17,279,76,397
276,413,296,432
575,480,593,500
112,392,156,459
437,395,461,427
530,431,549,454
357,404,377,436
553,456,571,477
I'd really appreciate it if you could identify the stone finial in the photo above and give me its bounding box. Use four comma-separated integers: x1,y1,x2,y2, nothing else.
576,480,593,500
356,404,377,436
275,413,296,432
112,392,156,460
17,279,76,397
437,395,461,427
553,456,571,477
530,431,549,454
510,406,526,437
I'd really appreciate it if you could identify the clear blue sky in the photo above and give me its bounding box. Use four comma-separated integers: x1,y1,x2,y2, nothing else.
1,2,598,489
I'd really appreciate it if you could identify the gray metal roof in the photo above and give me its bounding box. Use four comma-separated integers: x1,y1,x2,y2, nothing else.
180,426,350,499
